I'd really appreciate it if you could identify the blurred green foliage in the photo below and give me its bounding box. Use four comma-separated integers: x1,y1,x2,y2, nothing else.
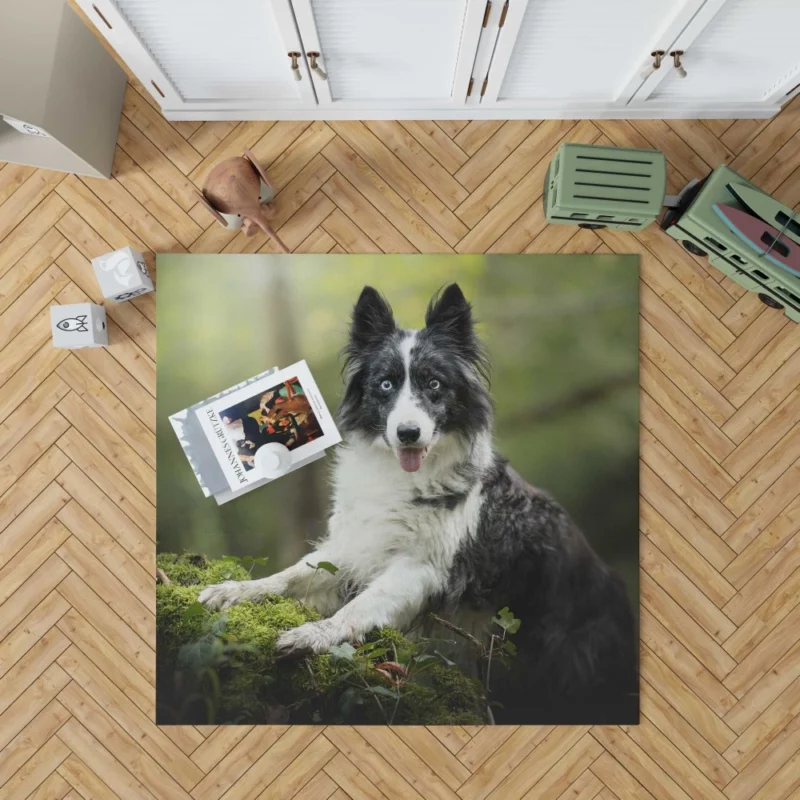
156,255,639,607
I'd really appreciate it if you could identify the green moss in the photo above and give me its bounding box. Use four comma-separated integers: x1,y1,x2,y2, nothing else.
225,597,319,655
156,584,205,660
156,553,488,725
157,552,250,586
383,666,485,726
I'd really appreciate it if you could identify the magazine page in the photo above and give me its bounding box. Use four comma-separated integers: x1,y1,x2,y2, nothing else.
169,367,280,497
194,360,341,492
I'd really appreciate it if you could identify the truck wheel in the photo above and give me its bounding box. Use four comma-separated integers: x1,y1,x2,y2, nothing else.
758,293,784,310
578,223,606,230
682,240,707,257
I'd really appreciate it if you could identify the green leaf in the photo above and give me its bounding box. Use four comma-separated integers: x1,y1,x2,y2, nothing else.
502,640,518,657
254,557,269,567
220,555,241,564
329,642,357,662
306,560,340,575
365,685,399,699
492,606,521,634
182,602,207,622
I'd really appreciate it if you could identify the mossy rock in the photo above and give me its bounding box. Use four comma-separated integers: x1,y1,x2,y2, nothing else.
156,553,486,725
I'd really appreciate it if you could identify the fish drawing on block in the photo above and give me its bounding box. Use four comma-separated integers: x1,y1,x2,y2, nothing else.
713,204,800,277
57,315,89,332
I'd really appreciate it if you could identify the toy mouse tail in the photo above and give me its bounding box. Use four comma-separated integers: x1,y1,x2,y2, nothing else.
253,213,290,254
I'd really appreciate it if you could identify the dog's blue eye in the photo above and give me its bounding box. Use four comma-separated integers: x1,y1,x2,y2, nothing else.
429,379,440,390
380,380,393,392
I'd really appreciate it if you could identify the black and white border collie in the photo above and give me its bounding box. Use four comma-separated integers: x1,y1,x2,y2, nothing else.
200,284,638,723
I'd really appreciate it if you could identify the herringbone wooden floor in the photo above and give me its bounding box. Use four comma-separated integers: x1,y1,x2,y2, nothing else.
1,71,800,798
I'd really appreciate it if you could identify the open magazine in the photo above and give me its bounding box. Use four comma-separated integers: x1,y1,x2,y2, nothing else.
170,361,341,505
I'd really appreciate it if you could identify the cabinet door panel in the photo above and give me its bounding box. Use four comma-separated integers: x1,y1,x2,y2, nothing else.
483,0,705,106
292,0,484,106
496,0,679,101
646,0,800,104
78,0,315,109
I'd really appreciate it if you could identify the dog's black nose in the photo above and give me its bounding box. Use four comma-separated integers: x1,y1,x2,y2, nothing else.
397,424,421,444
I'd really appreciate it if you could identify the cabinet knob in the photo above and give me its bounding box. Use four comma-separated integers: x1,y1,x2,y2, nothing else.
670,50,687,79
288,52,302,81
640,50,665,81
307,52,327,81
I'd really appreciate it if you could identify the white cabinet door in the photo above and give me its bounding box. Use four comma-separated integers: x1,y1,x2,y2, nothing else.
290,0,486,108
76,0,316,112
633,0,800,109
478,0,708,110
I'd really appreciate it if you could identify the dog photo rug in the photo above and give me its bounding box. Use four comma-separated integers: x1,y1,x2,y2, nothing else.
156,254,639,726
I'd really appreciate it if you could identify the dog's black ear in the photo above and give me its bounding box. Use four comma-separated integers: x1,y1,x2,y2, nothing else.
350,286,396,346
425,283,473,338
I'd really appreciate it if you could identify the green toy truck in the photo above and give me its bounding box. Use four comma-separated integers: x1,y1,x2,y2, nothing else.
660,165,800,322
543,143,800,322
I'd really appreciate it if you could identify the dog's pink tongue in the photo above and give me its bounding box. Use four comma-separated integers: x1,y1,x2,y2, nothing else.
398,447,425,473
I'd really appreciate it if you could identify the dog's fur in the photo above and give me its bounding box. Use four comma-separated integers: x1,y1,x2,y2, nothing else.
200,284,638,723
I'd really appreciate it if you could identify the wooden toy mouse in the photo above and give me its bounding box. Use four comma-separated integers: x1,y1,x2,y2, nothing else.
195,149,289,253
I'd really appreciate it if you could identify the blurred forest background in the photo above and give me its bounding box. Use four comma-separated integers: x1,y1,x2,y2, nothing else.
157,254,639,608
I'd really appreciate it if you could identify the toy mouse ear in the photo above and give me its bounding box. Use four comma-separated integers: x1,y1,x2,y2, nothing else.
243,149,273,192
194,189,228,227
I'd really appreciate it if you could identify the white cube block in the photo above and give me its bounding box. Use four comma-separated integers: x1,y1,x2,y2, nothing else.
51,303,108,349
91,246,154,302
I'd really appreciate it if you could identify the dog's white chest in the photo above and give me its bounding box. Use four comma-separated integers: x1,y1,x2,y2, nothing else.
326,445,482,588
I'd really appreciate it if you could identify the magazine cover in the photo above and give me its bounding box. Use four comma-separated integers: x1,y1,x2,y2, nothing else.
194,360,341,492
168,367,279,499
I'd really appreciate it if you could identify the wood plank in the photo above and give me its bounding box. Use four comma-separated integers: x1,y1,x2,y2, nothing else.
0,487,70,576
321,173,415,253
322,137,452,253
56,537,153,645
400,121,469,174
56,570,155,684
56,392,155,503
57,681,191,800
0,662,70,752
365,120,469,210
111,147,202,248
122,84,201,175
330,121,469,247
0,170,65,243
0,194,68,279
0,228,68,316
56,647,204,791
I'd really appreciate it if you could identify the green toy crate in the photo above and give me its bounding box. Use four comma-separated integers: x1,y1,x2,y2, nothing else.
661,164,800,322
544,143,666,231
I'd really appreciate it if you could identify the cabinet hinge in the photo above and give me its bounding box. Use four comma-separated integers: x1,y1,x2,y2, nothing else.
482,1,492,27
499,1,509,27
467,77,474,97
480,77,488,97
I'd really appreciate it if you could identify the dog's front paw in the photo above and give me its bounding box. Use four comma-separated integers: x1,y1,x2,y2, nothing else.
275,620,336,658
199,581,248,610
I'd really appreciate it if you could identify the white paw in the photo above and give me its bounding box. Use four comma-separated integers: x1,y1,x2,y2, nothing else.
198,581,248,610
276,620,337,657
